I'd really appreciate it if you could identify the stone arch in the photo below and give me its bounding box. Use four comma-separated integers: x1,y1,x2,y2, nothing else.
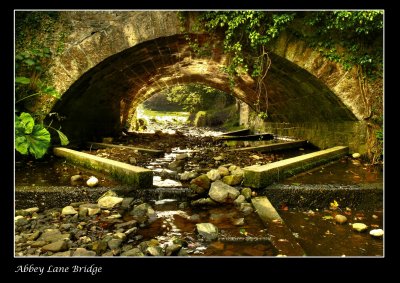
48,32,358,145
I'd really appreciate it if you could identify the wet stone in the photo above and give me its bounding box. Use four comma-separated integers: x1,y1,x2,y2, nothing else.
190,174,211,190
108,238,123,250
146,246,164,256
241,188,252,200
234,195,246,205
209,180,240,203
73,247,96,256
62,206,78,215
222,174,243,186
42,240,68,252
196,223,219,241
207,169,221,181
98,196,123,209
352,223,368,232
121,248,144,256
334,214,347,224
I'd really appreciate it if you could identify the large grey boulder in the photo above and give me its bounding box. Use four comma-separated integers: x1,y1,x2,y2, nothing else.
209,180,240,203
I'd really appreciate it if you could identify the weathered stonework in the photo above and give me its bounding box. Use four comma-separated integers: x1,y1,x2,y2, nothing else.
16,11,382,154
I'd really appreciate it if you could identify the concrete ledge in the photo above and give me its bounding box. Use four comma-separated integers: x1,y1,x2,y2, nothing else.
53,147,153,188
243,146,349,189
88,142,164,156
214,133,274,141
229,140,308,153
217,128,251,136
252,197,305,256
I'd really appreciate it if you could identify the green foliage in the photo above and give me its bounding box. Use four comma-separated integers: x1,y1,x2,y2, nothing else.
15,47,61,104
15,112,69,159
302,11,383,78
162,83,235,113
15,112,51,159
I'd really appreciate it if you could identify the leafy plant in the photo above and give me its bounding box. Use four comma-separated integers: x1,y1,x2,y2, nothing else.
15,112,69,159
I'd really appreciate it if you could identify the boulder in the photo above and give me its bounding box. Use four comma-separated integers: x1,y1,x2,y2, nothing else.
196,223,219,241
209,180,240,203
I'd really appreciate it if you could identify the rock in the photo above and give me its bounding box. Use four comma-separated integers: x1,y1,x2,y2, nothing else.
108,239,123,250
15,210,30,217
241,188,252,200
28,230,41,241
130,203,155,218
60,223,74,231
30,240,47,248
79,203,101,216
91,240,108,255
229,165,238,172
73,248,96,256
334,214,347,224
38,229,71,242
52,251,71,257
239,203,254,215
231,168,244,177
24,207,39,214
369,229,384,237
190,174,211,190
121,248,144,256
178,248,189,256
176,153,189,160
113,232,127,241
98,196,124,209
217,166,230,177
207,170,222,182
209,180,240,203
124,227,138,235
196,223,219,241
97,190,118,201
86,176,99,187
191,198,218,207
352,153,361,159
121,197,135,209
352,223,368,232
42,240,68,252
213,155,224,161
146,246,163,256
168,160,185,172
70,175,83,185
61,206,78,215
166,244,182,256
232,218,245,226
233,195,246,205
178,202,189,209
180,171,198,181
129,157,137,165
114,220,137,230
222,174,243,186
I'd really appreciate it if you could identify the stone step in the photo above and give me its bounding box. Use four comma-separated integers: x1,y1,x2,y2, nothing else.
53,147,153,188
88,142,164,156
243,146,349,189
252,196,305,256
228,140,308,153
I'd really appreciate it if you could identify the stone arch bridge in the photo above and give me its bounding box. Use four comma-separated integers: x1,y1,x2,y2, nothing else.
37,11,375,153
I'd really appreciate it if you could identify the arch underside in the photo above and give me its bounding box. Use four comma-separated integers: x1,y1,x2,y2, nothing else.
49,34,356,144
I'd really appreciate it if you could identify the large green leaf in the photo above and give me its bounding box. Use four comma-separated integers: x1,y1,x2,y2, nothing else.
15,122,51,159
26,124,51,159
55,129,69,146
15,136,29,155
15,76,31,85
15,112,35,134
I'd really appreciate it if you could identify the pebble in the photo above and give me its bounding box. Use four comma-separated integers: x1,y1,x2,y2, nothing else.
61,206,78,215
86,176,99,187
352,153,361,159
334,214,347,224
352,223,368,232
369,229,384,237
